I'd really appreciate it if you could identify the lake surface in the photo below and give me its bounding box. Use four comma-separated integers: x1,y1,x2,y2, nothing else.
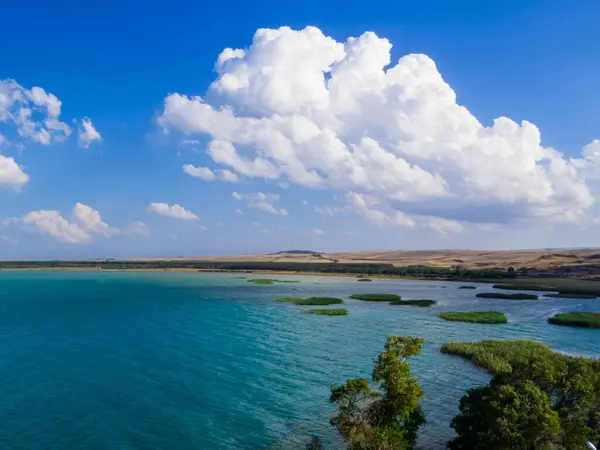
0,271,598,449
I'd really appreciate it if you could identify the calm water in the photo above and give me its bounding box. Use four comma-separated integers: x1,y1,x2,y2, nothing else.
0,271,598,449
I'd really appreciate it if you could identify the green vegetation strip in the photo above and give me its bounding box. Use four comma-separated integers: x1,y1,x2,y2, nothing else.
493,281,600,296
492,283,556,292
357,278,372,282
476,292,538,300
390,299,436,307
458,285,477,289
440,339,600,375
300,308,348,316
544,293,597,299
548,312,600,328
439,311,507,324
276,297,344,305
247,279,299,285
349,293,401,301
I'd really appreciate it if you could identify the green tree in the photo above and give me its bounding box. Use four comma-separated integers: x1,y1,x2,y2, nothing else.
449,380,560,450
330,336,425,450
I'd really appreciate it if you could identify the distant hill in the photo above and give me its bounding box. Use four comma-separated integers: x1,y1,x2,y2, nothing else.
275,250,320,255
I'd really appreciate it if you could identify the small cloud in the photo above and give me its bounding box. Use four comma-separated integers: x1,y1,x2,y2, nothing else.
220,170,239,183
123,221,149,236
78,118,101,148
147,202,198,220
232,192,243,200
235,209,246,215
313,228,325,235
302,200,308,206
183,164,216,181
0,235,18,244
199,225,208,231
429,217,464,235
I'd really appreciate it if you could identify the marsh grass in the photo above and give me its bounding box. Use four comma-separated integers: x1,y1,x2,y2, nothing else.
476,292,538,300
439,311,507,324
349,293,401,301
300,308,348,316
276,297,344,305
390,299,436,307
548,312,600,328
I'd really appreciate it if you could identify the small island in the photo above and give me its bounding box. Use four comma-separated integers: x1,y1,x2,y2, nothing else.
276,296,344,305
248,279,299,285
357,278,373,282
458,286,477,289
391,299,436,307
439,311,507,324
548,312,600,328
544,293,597,299
349,293,401,302
300,308,348,316
476,292,538,300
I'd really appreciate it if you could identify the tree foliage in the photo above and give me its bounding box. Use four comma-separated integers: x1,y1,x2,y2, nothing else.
330,336,425,450
448,342,600,450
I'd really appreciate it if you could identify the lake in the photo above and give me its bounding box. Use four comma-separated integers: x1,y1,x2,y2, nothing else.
0,271,598,449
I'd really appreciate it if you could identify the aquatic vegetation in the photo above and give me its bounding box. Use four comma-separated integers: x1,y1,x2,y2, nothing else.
247,279,300,285
458,285,477,289
544,293,597,299
349,293,401,301
300,308,348,316
357,278,372,282
548,312,600,328
439,311,507,324
476,292,538,300
276,297,344,305
390,299,437,307
492,283,555,292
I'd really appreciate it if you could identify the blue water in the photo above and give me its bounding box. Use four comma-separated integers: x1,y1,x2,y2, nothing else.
0,271,598,449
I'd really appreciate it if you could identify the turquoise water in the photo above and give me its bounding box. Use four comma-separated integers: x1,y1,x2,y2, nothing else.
0,271,599,449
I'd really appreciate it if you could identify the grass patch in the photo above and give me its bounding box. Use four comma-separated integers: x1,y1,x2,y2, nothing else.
544,293,598,299
548,312,600,328
492,283,556,292
439,311,507,324
349,293,401,302
276,296,344,305
476,292,538,300
247,279,300,285
458,285,477,289
357,278,373,282
390,299,437,307
300,308,348,316
440,339,600,375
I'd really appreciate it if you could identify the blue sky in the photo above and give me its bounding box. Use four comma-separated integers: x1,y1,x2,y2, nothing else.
1,0,600,258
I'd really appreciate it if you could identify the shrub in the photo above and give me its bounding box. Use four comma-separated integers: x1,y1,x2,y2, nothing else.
439,311,507,324
349,293,401,301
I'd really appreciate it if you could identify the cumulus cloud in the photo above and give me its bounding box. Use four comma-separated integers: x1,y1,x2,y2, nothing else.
231,191,288,215
158,26,599,230
428,217,464,235
0,79,71,145
183,164,216,180
78,118,102,148
220,169,239,183
0,155,29,190
11,203,116,244
147,202,198,220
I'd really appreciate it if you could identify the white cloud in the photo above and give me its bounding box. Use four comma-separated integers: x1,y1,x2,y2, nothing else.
235,208,246,215
313,228,325,235
302,200,308,206
183,164,216,180
12,203,115,244
0,235,17,244
220,169,239,183
231,191,288,215
198,225,208,231
0,79,71,145
78,118,102,148
428,217,464,235
147,202,198,220
0,155,29,190
158,26,599,231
